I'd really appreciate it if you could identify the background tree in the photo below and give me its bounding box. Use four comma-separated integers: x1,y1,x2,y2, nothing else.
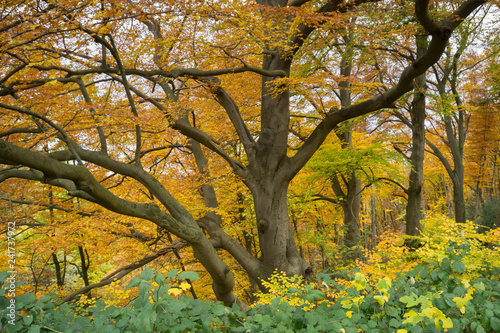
425,7,495,223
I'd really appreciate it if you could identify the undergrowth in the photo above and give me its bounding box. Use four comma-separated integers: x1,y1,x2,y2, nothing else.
1,217,499,332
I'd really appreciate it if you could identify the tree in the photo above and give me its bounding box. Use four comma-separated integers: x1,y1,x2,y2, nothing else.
425,12,490,223
382,33,429,238
0,0,489,306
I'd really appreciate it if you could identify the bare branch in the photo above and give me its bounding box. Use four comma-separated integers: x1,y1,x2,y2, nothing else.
0,196,96,216
59,240,188,303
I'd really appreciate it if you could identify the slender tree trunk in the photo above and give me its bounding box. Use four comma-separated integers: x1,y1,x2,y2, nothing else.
78,246,91,299
371,194,376,250
495,181,500,229
440,141,466,224
452,166,466,223
332,28,363,255
442,175,453,217
52,253,65,287
405,36,427,236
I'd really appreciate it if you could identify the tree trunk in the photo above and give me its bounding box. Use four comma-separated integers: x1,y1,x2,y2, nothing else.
371,194,376,250
405,36,427,236
78,246,91,298
452,168,466,223
252,180,309,282
342,173,362,251
333,28,362,255
52,253,65,287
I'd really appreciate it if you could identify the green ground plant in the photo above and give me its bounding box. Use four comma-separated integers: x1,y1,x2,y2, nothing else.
1,240,499,333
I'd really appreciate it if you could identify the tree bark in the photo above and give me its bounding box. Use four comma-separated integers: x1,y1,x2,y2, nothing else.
78,246,91,298
333,28,363,255
52,253,65,287
405,36,427,236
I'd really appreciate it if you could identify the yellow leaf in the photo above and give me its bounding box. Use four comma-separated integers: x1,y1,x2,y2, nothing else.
442,317,453,329
374,295,388,305
167,288,183,296
179,282,191,291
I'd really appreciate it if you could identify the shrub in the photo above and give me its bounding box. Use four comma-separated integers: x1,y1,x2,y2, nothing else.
2,241,499,332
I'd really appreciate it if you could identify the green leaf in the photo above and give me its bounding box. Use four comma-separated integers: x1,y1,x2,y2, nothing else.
410,326,423,333
423,324,438,333
476,323,487,333
491,317,500,331
154,273,165,285
292,315,305,330
389,318,401,328
135,308,157,332
23,314,34,326
420,267,430,279
177,271,199,281
141,267,154,281
27,325,40,333
452,261,465,274
442,258,451,271
17,293,36,307
73,316,91,328
126,276,142,289
212,304,226,316
166,269,178,278
387,306,399,317
38,294,57,304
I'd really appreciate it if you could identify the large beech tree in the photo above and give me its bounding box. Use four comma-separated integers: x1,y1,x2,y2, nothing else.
0,0,489,306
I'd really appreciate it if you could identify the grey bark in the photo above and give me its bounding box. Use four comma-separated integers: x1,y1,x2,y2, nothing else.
335,29,363,254
405,35,428,237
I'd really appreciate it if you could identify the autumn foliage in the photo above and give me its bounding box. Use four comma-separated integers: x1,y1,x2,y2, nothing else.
0,0,500,330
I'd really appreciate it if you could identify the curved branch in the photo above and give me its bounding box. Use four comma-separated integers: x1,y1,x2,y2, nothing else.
377,177,408,194
0,195,96,216
0,168,98,202
415,0,439,34
312,194,338,204
0,127,42,137
288,0,311,6
0,103,83,165
172,121,247,177
0,139,201,241
284,0,487,181
197,76,255,161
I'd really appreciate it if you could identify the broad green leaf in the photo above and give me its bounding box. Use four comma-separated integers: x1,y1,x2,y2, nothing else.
126,276,142,289
451,261,465,274
141,267,154,281
178,271,200,281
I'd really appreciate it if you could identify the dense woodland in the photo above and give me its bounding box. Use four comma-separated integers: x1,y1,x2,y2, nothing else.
1,0,500,331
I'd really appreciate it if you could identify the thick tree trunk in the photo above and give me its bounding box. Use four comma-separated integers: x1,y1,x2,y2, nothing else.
246,48,310,283
252,179,309,282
